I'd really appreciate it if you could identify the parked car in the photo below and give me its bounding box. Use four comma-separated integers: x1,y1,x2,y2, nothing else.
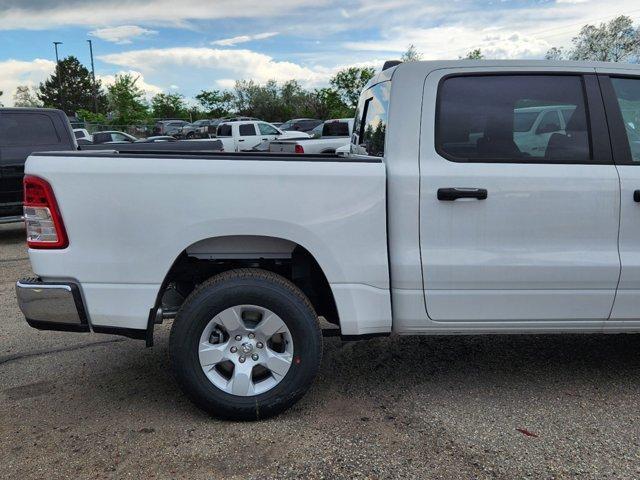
271,122,283,129
508,105,577,156
17,60,640,421
269,118,354,154
279,118,323,132
215,120,309,151
154,120,190,136
73,128,92,143
0,108,77,223
180,119,217,139
92,130,138,144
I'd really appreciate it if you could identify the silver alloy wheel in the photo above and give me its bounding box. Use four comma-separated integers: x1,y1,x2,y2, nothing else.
198,305,294,396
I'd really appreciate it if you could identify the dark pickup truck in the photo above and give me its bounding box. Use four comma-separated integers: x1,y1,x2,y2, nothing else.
0,108,222,223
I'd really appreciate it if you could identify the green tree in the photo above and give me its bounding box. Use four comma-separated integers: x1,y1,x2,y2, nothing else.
546,15,640,62
38,56,107,114
401,44,422,62
195,89,235,117
151,92,187,119
464,48,485,60
106,73,149,125
329,67,376,109
77,108,108,124
13,85,42,107
308,88,352,119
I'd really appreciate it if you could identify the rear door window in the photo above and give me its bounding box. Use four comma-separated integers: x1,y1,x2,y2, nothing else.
0,113,61,146
323,121,350,137
239,124,258,136
436,75,592,163
217,124,232,137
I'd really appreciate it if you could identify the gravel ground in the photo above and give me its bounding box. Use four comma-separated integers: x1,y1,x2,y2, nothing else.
2,222,640,479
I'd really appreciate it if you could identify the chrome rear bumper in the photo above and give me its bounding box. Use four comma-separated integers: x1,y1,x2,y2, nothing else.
16,278,90,332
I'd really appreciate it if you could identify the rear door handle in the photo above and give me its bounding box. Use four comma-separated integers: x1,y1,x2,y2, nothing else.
437,188,488,201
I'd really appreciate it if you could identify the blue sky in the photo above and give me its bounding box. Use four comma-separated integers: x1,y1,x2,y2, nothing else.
0,0,638,106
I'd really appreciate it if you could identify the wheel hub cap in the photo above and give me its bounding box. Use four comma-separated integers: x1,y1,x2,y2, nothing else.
198,305,294,397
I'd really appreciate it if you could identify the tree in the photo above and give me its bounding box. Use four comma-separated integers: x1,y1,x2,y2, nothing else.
38,56,107,114
464,49,485,60
546,15,640,62
151,92,187,119
0,91,3,107
401,44,422,62
329,67,376,109
195,89,235,117
77,109,108,125
13,85,42,107
106,73,149,125
308,88,352,119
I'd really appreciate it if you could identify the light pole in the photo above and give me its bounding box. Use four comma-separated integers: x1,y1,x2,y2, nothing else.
87,39,98,113
53,41,64,113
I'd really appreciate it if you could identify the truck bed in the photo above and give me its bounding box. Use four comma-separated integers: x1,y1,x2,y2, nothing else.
25,149,391,335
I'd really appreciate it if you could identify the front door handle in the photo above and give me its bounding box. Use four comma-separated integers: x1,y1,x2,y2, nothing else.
634,190,640,202
437,188,488,201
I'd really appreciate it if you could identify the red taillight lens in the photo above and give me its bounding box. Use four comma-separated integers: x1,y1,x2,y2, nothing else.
23,175,68,249
294,145,304,154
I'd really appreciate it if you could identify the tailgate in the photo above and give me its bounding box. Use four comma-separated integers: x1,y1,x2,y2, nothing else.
269,141,297,153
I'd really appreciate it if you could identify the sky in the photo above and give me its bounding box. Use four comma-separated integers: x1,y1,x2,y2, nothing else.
0,0,639,106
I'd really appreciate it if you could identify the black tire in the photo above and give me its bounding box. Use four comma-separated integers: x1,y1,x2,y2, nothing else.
169,268,322,421
186,132,195,139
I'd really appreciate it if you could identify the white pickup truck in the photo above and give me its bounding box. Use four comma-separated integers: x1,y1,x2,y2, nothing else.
268,118,353,154
16,60,640,420
215,120,309,152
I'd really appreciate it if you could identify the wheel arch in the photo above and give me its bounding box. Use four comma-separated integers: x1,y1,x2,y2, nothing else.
157,234,341,328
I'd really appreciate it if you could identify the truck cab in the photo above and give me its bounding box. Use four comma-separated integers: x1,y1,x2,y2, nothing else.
0,108,76,223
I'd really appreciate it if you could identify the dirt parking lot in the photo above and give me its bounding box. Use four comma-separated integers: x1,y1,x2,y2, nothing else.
2,222,640,479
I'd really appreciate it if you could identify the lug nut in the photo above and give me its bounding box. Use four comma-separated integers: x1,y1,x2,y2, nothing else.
239,356,246,363
256,342,263,349
248,333,255,339
252,354,259,361
235,335,242,341
230,346,237,353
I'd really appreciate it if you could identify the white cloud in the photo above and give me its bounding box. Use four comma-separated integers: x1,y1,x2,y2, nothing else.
97,70,164,99
97,46,384,97
345,25,551,59
0,58,55,106
100,47,335,87
211,32,278,46
89,25,157,44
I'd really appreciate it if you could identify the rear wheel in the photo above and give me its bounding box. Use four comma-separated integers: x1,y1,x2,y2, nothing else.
169,269,322,420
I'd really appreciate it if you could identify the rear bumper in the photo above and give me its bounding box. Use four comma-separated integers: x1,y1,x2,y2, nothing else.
15,278,90,332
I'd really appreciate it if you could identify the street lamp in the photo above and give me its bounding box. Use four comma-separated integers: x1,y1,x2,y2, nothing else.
53,41,64,113
87,39,98,113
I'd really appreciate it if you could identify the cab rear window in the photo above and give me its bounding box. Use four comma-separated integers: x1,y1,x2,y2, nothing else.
352,81,390,157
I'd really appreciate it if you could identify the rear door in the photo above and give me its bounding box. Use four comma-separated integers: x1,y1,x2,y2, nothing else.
237,123,260,150
597,72,640,321
419,69,620,323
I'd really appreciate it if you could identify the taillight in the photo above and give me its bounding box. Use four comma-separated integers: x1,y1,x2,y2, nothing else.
294,145,304,154
23,175,68,249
